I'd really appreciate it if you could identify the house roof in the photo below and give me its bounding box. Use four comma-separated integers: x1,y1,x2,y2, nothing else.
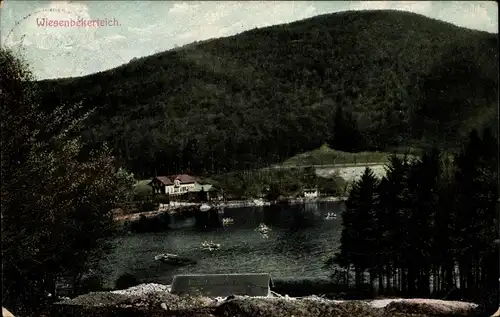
149,174,198,186
149,176,173,186
171,174,197,184
170,273,273,297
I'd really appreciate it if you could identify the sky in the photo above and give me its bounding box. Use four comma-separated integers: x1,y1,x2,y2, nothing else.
0,1,497,80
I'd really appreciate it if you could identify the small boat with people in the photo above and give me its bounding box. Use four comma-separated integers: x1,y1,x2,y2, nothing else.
325,212,337,220
255,223,271,234
253,199,266,206
201,240,221,251
199,203,212,212
222,217,234,225
154,253,196,265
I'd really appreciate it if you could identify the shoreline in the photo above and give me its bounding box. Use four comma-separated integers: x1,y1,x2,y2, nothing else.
113,196,347,222
54,282,481,317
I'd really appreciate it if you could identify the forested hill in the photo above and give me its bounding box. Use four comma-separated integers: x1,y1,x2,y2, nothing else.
36,10,498,178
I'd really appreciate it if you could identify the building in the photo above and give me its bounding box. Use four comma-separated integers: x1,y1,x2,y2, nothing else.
149,174,214,197
303,188,319,198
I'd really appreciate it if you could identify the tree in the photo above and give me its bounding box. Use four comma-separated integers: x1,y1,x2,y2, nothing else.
453,129,498,303
1,48,134,315
329,104,364,152
405,148,441,296
337,167,379,289
198,188,207,202
376,154,411,292
331,130,498,306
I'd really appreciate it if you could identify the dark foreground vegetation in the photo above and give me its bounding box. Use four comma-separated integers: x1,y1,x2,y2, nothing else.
331,131,499,312
36,10,498,178
1,50,134,315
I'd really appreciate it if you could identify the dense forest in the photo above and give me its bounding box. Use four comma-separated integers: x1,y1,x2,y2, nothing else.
332,128,499,310
36,10,498,177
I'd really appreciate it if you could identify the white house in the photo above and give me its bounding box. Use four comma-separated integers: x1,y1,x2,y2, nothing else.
303,188,319,198
149,174,198,196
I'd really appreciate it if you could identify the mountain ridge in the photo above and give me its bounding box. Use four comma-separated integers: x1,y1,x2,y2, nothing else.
36,10,499,177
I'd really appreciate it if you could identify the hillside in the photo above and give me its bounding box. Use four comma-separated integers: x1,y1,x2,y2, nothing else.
280,144,411,166
36,10,498,178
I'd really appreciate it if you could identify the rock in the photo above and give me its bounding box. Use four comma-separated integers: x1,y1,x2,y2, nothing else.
51,283,482,317
384,299,479,317
215,297,480,317
53,290,214,317
214,298,380,317
111,283,170,296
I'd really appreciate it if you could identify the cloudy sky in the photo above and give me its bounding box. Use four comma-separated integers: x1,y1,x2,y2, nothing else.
0,1,497,79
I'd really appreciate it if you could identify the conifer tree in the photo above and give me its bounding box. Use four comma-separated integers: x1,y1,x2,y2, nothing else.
338,167,379,289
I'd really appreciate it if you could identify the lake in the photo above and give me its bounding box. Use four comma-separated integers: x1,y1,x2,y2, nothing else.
99,201,344,288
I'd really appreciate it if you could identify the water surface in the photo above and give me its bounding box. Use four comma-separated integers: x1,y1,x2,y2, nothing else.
100,201,344,287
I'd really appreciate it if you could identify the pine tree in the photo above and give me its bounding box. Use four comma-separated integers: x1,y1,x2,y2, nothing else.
433,153,457,293
329,104,364,152
377,155,411,292
453,129,498,300
406,148,441,296
338,167,379,289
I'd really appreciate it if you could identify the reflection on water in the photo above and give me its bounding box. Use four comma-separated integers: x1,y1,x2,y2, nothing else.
193,209,223,231
99,201,344,287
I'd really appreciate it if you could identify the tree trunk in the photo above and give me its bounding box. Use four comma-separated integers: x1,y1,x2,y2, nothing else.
378,270,384,294
386,265,392,292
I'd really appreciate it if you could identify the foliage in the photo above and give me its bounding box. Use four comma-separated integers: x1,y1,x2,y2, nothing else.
35,10,498,178
332,130,498,308
133,179,153,199
329,105,364,152
214,167,345,199
1,48,133,315
338,168,379,286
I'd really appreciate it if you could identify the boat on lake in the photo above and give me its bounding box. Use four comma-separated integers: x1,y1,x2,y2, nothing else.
256,223,271,234
200,203,211,212
253,199,266,206
154,253,196,265
201,240,221,251
222,217,234,225
325,212,337,220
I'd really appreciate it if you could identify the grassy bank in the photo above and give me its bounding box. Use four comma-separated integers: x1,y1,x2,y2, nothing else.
280,144,414,167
